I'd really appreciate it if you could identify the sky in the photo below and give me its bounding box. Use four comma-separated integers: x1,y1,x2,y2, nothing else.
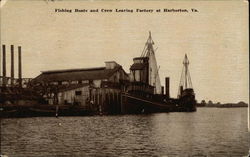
0,0,249,103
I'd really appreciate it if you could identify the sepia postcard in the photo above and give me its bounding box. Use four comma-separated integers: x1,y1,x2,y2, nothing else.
0,0,249,156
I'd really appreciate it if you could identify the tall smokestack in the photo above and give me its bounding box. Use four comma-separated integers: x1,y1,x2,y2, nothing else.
2,45,6,86
11,45,14,86
18,46,22,87
165,77,170,98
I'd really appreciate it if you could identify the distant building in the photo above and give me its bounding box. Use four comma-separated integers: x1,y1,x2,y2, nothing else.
31,61,129,113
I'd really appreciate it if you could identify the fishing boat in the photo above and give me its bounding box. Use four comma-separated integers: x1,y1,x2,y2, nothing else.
121,32,196,113
176,54,197,112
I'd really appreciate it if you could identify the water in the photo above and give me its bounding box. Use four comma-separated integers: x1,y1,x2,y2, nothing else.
1,108,249,157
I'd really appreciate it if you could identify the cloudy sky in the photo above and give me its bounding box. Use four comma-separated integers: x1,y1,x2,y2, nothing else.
0,0,248,103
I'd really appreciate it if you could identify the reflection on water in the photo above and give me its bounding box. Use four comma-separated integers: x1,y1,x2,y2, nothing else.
1,108,249,157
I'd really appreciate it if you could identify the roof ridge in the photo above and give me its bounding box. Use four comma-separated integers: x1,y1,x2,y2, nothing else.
42,67,106,74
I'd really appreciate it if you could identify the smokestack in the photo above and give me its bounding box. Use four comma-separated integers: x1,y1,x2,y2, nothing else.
18,46,22,87
2,45,6,86
161,86,164,95
180,86,183,96
165,77,170,98
10,45,14,86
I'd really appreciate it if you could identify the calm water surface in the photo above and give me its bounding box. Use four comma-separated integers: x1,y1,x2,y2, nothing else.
1,108,249,157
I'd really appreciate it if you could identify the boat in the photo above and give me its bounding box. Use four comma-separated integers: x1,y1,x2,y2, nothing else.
177,54,197,111
121,32,196,113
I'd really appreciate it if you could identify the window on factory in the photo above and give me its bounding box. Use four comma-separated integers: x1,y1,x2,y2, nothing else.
62,81,69,85
71,81,78,84
75,91,82,96
81,80,89,84
50,82,58,85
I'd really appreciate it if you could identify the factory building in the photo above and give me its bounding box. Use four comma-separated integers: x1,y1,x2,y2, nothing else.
31,61,129,113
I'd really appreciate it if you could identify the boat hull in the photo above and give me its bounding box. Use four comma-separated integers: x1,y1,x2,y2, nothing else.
121,92,196,113
177,88,197,112
121,93,171,114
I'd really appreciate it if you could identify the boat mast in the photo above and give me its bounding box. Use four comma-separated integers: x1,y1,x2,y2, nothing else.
140,32,162,94
178,54,193,96
141,31,154,57
140,31,155,86
184,54,189,89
